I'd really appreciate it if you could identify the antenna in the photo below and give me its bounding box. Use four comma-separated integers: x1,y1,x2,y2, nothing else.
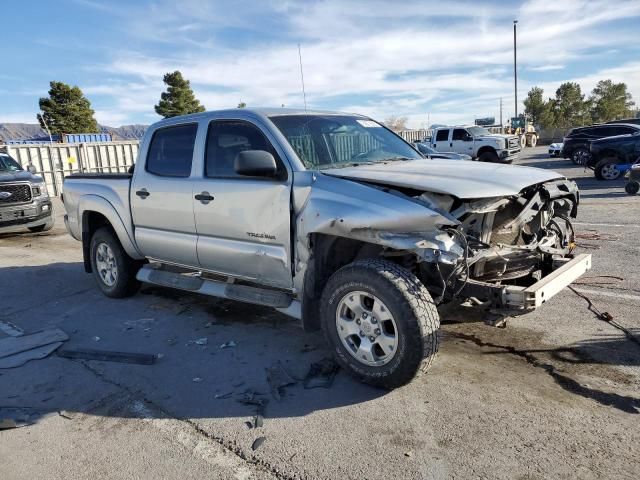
298,43,308,111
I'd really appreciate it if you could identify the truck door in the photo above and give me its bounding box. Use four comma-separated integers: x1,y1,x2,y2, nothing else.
432,128,452,152
192,119,292,289
451,128,474,155
130,123,200,267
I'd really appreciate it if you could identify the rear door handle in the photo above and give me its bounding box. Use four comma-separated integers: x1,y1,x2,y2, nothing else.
135,189,150,199
195,192,214,203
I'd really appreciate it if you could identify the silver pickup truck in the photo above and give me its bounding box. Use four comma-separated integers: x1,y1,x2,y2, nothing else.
62,109,591,388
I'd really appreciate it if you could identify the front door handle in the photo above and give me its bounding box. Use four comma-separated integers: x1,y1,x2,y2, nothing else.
195,192,214,203
136,189,150,199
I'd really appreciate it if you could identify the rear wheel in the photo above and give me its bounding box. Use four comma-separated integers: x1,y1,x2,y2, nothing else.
594,158,621,181
90,227,141,298
321,259,439,389
571,147,590,165
527,134,537,147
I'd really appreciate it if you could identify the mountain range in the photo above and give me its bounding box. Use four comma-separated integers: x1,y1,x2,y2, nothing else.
0,123,148,142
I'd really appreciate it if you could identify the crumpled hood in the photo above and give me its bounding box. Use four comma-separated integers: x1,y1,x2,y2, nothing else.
0,170,37,183
323,159,564,199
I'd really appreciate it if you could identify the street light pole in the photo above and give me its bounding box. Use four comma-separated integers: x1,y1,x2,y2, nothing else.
513,20,518,120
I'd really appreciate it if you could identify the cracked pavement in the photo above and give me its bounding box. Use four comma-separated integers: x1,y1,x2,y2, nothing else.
1,147,639,479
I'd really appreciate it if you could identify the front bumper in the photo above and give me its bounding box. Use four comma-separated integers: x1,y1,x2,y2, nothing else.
498,148,521,163
461,254,592,312
0,200,53,233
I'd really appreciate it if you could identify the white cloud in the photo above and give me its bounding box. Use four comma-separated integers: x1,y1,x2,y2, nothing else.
77,0,640,127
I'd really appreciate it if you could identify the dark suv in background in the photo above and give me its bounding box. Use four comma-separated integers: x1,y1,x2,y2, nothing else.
562,123,640,165
588,131,640,180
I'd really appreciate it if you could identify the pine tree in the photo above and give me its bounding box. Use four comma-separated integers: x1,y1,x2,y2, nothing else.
589,80,635,123
38,81,99,135
523,87,547,126
155,71,206,118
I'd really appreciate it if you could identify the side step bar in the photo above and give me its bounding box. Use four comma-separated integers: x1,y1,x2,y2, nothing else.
136,265,301,319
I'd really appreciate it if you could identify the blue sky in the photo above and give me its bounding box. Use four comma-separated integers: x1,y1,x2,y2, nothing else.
2,0,639,127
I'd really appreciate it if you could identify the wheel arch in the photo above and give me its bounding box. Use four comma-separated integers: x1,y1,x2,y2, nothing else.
476,145,497,157
80,196,144,272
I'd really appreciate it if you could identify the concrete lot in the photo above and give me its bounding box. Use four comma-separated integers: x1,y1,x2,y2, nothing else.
1,146,639,479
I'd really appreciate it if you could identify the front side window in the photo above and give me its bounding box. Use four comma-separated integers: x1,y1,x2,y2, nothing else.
146,124,197,177
205,121,281,178
0,154,23,172
435,129,449,141
269,115,421,169
452,129,468,141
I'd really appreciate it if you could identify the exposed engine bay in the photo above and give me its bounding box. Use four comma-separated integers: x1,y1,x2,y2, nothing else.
414,179,579,304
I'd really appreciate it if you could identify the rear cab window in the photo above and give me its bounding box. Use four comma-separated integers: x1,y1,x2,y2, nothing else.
146,123,198,177
435,129,449,142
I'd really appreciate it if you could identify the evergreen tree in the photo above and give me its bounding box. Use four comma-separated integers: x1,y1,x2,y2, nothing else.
589,79,635,122
550,82,588,128
237,101,247,108
155,71,206,118
38,81,99,135
523,87,547,126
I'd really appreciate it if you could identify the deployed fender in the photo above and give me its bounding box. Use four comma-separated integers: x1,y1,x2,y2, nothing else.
79,195,144,266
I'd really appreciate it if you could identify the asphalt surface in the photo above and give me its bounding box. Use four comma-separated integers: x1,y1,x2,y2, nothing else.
1,147,639,479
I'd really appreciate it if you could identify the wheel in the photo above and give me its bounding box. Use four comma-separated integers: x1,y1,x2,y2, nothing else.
478,151,500,163
625,181,640,195
320,258,439,389
571,147,590,165
90,226,141,298
594,158,621,181
528,135,537,148
519,135,526,148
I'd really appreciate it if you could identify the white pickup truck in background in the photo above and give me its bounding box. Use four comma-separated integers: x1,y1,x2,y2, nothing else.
430,125,521,163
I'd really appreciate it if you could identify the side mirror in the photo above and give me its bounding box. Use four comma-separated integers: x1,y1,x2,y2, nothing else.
27,165,37,174
464,134,473,142
234,150,278,177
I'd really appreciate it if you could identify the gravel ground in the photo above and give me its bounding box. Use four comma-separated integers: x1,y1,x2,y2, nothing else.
1,146,639,479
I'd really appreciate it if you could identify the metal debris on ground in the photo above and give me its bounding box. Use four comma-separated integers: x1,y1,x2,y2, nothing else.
253,414,264,429
214,392,233,399
569,286,640,348
220,341,237,349
265,362,297,400
303,358,340,389
251,436,266,451
0,328,68,368
57,348,157,365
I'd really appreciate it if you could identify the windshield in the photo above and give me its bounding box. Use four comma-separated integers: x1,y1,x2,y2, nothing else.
269,114,421,169
0,154,23,172
415,143,436,155
466,126,490,137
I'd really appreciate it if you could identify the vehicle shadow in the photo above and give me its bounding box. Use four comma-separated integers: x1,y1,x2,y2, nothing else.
0,262,386,426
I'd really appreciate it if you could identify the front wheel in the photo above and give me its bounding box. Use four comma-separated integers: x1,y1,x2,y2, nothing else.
478,151,500,163
90,226,141,298
594,158,622,181
320,259,439,389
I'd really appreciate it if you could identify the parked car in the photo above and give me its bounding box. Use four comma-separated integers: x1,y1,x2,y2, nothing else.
429,125,521,163
562,123,640,165
588,131,640,180
548,143,563,157
413,141,473,160
62,109,591,389
0,153,53,234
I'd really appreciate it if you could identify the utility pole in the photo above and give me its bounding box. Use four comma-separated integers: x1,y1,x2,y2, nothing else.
499,97,503,127
513,20,518,120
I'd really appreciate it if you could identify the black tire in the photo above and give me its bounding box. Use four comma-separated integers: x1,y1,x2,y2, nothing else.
90,226,141,298
320,258,439,389
478,151,500,163
571,147,590,165
625,181,639,195
594,158,621,181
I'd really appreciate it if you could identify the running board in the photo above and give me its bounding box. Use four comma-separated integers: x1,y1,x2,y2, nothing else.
136,265,298,315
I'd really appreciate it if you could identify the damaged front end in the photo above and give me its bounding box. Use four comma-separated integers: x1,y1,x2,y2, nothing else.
414,179,591,311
